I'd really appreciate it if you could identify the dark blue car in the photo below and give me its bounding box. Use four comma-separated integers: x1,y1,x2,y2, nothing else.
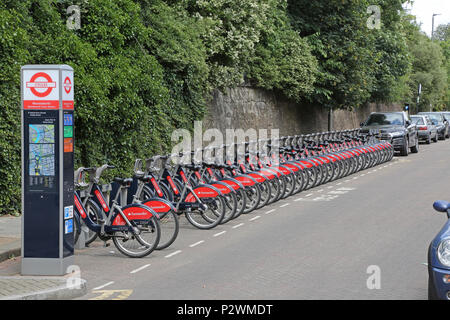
428,201,450,300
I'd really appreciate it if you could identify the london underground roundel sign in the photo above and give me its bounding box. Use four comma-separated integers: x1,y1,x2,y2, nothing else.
23,69,59,109
27,72,56,97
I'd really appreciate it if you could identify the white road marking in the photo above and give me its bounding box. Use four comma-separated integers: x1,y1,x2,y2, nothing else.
249,216,261,221
337,187,356,191
93,281,114,290
317,189,324,193
130,264,151,274
189,240,205,248
232,223,245,229
279,203,290,208
328,190,348,195
213,231,227,237
360,174,366,177
352,177,358,180
294,198,304,202
344,180,351,182
327,186,333,189
305,193,313,197
165,250,182,258
265,209,276,214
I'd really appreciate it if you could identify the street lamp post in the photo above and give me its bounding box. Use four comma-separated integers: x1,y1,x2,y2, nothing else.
432,13,441,40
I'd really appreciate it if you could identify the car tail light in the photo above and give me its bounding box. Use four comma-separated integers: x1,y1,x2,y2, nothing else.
418,126,428,130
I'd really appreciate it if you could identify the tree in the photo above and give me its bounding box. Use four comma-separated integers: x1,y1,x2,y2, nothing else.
434,23,450,41
287,0,410,109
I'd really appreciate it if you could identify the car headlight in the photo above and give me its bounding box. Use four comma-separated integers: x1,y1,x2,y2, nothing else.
390,132,404,138
437,238,450,267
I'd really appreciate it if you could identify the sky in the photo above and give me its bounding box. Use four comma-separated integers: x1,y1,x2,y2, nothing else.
404,0,450,37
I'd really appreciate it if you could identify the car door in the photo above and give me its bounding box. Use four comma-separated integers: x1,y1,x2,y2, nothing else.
405,114,416,145
427,117,436,136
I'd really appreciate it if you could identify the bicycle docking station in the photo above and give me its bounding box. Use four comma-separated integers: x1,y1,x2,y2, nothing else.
21,65,75,275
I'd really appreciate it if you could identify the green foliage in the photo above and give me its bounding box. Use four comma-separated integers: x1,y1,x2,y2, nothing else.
434,23,450,41
287,0,412,109
246,0,317,101
0,0,449,215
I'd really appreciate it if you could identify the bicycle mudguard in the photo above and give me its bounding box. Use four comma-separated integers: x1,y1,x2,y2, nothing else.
309,158,323,166
256,168,278,179
345,150,357,157
272,165,294,175
220,178,244,191
323,155,338,162
233,175,258,186
317,156,331,164
185,184,223,203
297,160,315,168
210,181,234,195
112,203,156,226
246,172,268,183
281,162,302,172
141,198,177,214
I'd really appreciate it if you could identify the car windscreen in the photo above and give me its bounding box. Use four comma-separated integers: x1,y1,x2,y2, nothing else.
365,113,404,126
420,113,442,122
411,117,424,125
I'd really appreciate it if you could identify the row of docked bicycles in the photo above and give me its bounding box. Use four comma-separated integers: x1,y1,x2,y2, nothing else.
72,129,394,258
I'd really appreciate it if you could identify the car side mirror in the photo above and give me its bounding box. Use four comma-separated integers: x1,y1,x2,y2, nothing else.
405,120,411,127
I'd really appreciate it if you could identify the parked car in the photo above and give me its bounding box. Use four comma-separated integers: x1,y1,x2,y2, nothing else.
418,112,449,140
428,200,450,300
410,115,438,144
360,111,419,156
441,112,450,135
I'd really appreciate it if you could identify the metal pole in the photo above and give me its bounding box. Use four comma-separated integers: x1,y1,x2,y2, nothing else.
432,13,441,40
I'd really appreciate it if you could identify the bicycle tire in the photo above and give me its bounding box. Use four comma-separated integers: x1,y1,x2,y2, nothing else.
185,195,226,229
113,216,161,258
156,210,179,250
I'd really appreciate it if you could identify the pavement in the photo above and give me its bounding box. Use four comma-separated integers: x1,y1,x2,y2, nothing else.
0,139,449,300
0,211,86,300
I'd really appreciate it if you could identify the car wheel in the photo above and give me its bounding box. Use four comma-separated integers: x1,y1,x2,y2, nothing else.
433,132,438,142
410,136,419,153
426,133,431,144
400,136,408,156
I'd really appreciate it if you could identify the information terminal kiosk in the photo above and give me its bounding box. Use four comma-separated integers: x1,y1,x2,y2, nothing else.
21,65,74,275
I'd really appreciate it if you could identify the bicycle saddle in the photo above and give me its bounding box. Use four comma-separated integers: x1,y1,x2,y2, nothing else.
113,177,133,187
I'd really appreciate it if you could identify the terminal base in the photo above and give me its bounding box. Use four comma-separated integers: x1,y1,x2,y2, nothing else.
21,256,74,276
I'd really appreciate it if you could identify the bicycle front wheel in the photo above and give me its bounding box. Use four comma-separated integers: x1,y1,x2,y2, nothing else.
156,210,179,250
113,217,161,258
185,196,226,229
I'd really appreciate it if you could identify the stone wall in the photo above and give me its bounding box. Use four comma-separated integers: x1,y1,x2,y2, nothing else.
203,86,403,135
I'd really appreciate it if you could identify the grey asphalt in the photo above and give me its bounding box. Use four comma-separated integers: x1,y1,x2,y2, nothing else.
2,139,449,300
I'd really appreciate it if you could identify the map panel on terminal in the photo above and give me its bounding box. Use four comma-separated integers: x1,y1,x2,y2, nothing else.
29,124,55,176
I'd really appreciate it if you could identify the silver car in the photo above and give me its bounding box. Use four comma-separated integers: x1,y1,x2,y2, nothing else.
411,115,438,144
418,112,449,140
